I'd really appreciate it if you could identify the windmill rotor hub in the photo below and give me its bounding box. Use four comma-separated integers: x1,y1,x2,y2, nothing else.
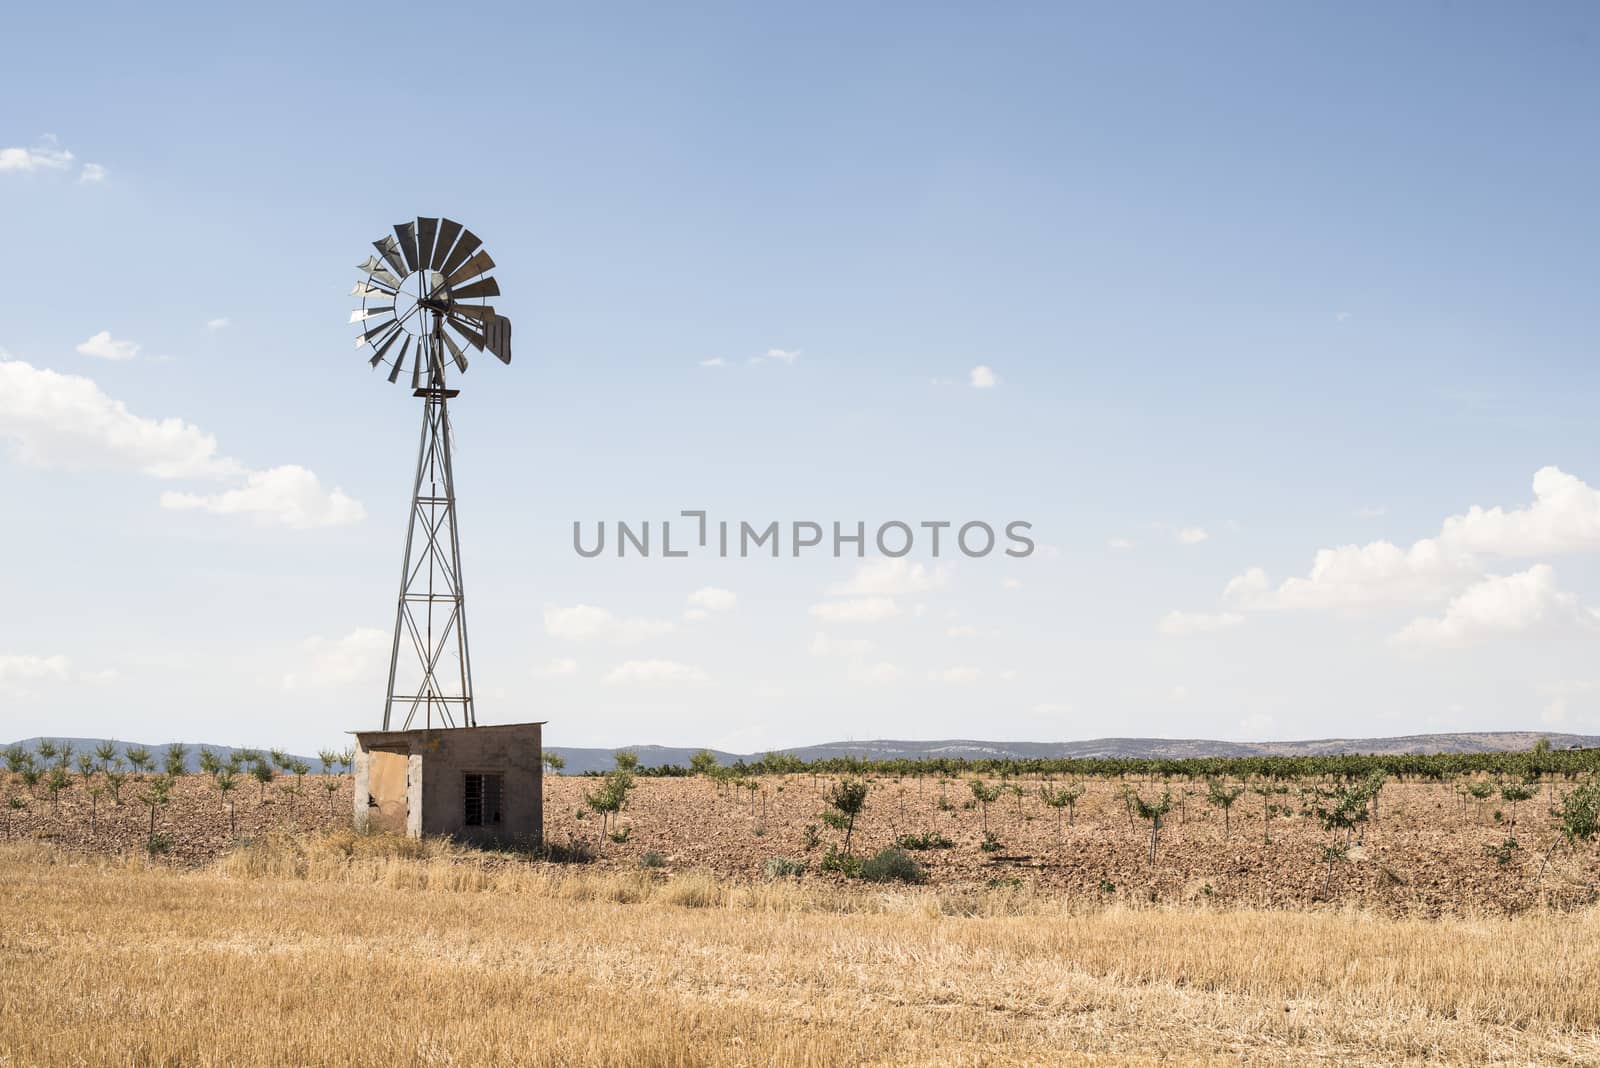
390,270,452,334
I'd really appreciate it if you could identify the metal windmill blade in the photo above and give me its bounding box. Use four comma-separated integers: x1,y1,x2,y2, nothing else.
430,219,464,269
483,312,512,364
373,235,406,275
438,229,482,278
446,250,495,288
415,217,440,273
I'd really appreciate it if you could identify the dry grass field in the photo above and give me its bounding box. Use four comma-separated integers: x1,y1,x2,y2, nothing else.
2,834,1599,1067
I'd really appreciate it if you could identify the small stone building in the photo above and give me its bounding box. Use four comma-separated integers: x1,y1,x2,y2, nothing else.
351,722,543,845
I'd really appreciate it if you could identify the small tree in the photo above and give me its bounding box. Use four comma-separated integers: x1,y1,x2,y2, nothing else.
197,747,222,778
216,769,239,833
1206,779,1244,839
1500,781,1536,825
1465,778,1495,822
317,750,342,814
103,763,127,806
3,745,27,778
75,752,96,790
1252,782,1289,845
542,751,566,776
93,741,118,769
824,778,870,853
968,779,1001,835
1039,783,1084,841
1536,779,1600,891
19,761,41,798
689,749,718,778
614,750,640,773
1133,789,1174,864
36,739,58,765
125,746,153,779
1305,779,1374,898
251,760,275,803
139,774,172,840
269,748,291,772
584,769,634,841
45,766,71,813
163,743,189,778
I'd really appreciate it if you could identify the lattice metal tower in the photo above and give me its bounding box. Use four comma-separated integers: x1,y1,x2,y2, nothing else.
348,217,512,729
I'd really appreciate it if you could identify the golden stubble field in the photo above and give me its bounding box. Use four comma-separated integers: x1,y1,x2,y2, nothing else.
2,835,1599,1067
4,772,1598,913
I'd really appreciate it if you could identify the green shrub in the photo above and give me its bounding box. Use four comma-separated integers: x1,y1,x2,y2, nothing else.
146,832,173,856
763,856,806,878
895,830,954,850
819,844,861,877
979,830,1003,853
858,847,923,884
639,850,666,869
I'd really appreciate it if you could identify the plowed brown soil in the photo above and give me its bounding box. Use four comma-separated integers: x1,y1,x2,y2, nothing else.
4,772,1594,913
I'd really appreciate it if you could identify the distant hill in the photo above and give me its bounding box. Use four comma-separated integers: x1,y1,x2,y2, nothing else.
8,731,1596,777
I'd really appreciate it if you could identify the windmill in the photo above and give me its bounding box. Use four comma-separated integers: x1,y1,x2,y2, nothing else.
351,217,512,730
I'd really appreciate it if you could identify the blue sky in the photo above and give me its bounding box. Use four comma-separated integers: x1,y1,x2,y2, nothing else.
3,3,1599,752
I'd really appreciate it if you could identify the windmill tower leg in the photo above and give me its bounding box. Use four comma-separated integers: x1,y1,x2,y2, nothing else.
383,383,475,729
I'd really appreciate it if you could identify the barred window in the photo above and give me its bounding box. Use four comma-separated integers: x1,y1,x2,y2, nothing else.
464,773,502,826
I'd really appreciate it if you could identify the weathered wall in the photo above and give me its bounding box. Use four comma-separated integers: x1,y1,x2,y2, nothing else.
352,723,542,845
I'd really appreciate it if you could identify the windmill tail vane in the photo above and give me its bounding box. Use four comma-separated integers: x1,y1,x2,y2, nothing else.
350,217,514,730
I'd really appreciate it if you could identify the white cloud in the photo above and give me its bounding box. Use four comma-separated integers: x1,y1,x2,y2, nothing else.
603,659,708,686
1355,505,1387,519
1157,610,1245,637
1176,526,1209,545
0,137,73,173
698,357,724,367
929,666,982,684
847,661,900,685
686,587,737,613
160,465,365,529
1108,537,1134,552
1391,566,1596,650
809,597,901,622
0,357,239,478
74,330,142,362
532,658,578,678
0,138,101,184
827,559,948,597
1228,468,1600,617
1437,467,1600,557
749,348,800,366
207,317,231,330
809,633,874,657
1225,539,1475,612
1540,681,1600,730
969,365,997,389
282,628,386,691
946,625,978,638
544,604,674,643
0,654,72,684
